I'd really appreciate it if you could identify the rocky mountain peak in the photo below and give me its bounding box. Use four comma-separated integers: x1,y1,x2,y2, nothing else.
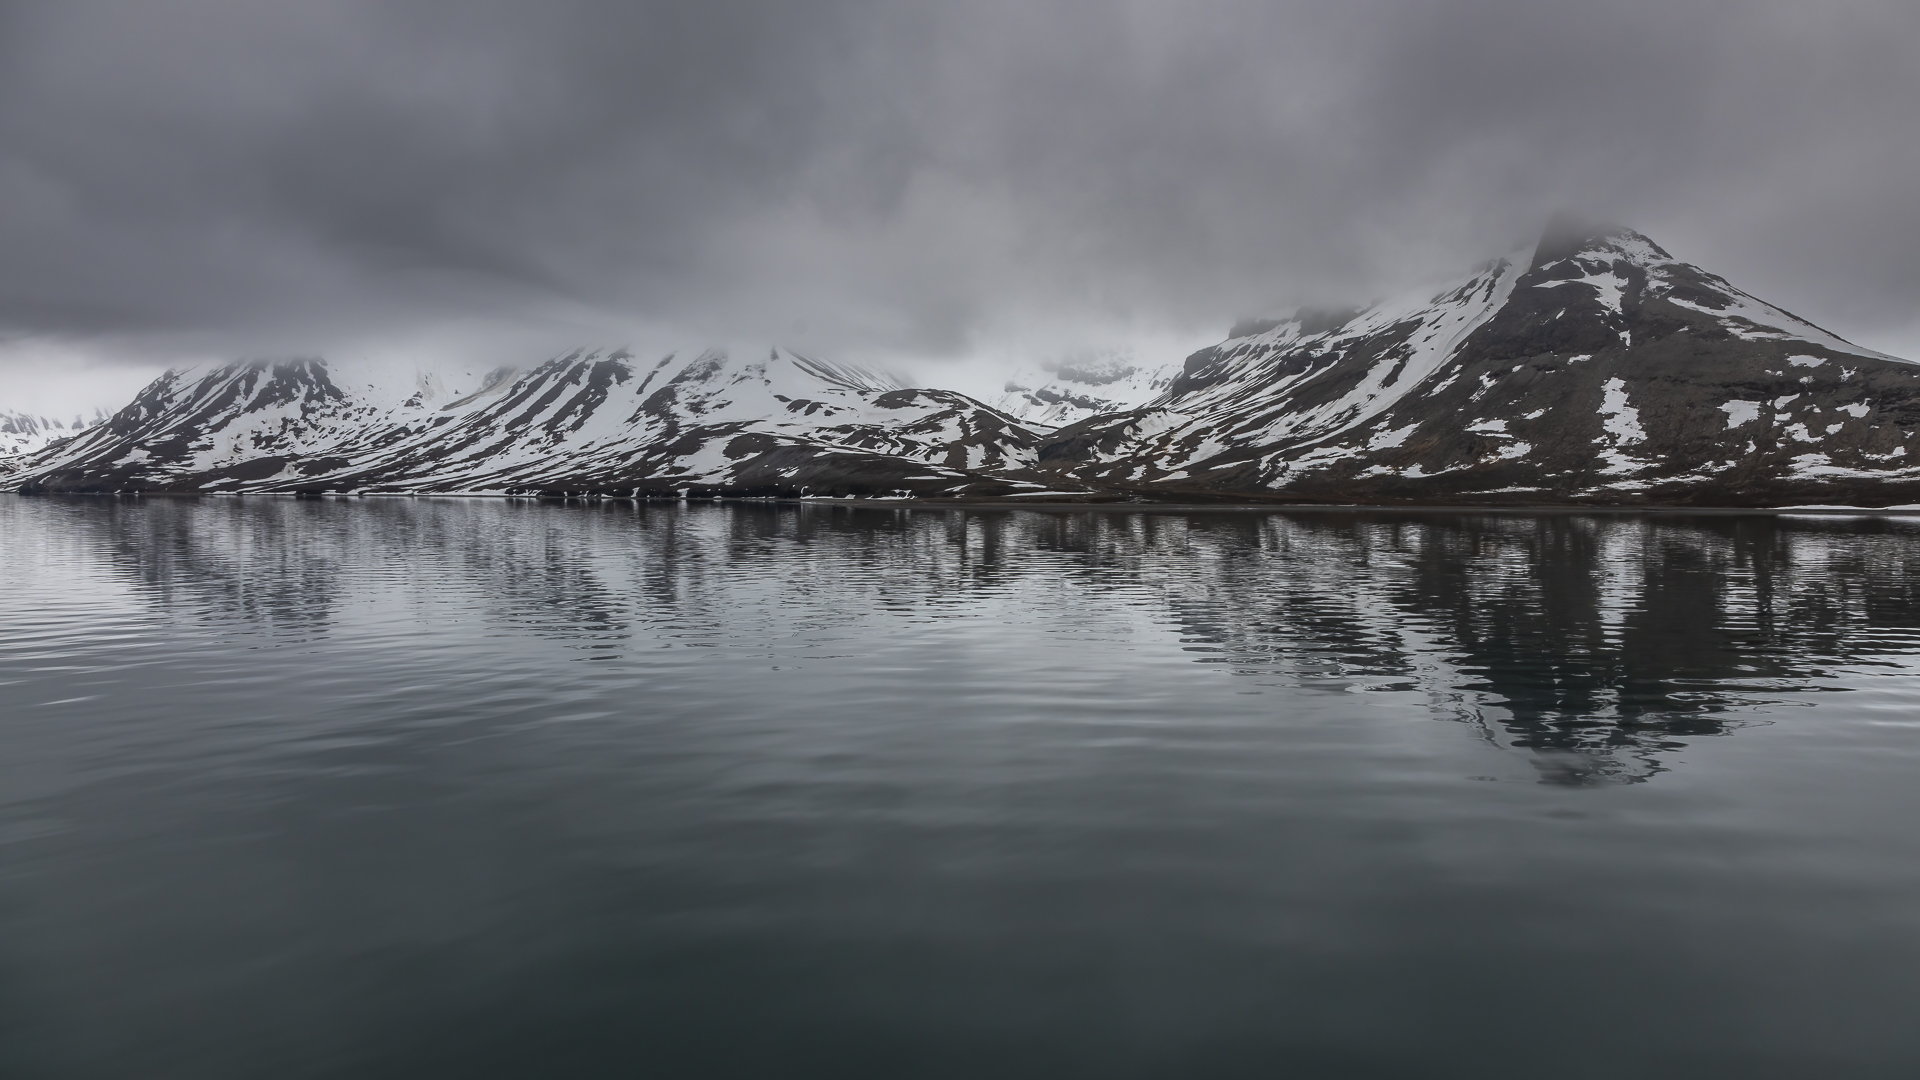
1036,221,1920,506
1530,213,1670,271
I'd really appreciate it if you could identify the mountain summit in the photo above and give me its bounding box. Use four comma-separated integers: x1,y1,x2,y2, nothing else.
8,222,1920,506
1036,221,1920,505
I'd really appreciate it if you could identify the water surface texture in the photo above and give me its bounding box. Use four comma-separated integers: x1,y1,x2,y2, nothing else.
4,497,1920,1078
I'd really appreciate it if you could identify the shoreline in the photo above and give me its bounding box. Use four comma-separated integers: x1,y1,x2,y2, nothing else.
10,490,1920,516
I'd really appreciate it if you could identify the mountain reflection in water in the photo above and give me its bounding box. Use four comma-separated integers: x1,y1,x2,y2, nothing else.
5,496,1920,1079
64,497,1920,783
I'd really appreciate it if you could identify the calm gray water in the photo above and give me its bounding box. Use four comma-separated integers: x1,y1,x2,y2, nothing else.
4,496,1920,1078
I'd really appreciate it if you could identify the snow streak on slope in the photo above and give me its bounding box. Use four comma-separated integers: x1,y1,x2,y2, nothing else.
1220,255,1530,459
1039,251,1532,483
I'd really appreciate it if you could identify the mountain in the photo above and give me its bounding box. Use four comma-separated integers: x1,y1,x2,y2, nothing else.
991,350,1178,427
1037,219,1920,506
1,409,104,460
4,347,1072,498
9,219,1920,506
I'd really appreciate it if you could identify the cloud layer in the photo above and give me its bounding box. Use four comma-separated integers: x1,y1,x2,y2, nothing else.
3,0,1918,387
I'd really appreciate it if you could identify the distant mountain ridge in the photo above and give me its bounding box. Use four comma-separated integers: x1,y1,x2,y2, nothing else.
4,347,1069,498
990,350,1178,427
1,409,105,459
9,221,1920,506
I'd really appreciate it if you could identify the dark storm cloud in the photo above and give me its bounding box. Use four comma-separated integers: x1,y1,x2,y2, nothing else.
2,0,1918,362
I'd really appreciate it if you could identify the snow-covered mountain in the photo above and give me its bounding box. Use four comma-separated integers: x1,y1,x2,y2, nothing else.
991,350,1177,427
1038,219,1920,506
5,347,1071,497
1,409,104,460
10,219,1920,506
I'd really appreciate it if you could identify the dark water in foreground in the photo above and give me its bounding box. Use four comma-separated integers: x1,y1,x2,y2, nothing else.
4,497,1920,1078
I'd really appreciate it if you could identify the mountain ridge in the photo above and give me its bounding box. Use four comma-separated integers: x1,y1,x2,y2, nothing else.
10,222,1920,507
4,347,1075,498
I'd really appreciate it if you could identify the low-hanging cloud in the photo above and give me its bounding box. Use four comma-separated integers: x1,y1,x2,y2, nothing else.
2,0,1918,388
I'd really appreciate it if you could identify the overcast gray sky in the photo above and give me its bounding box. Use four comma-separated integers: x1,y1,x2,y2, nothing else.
3,0,1918,408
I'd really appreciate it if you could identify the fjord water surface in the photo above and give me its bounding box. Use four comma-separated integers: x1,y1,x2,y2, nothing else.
3,496,1920,1078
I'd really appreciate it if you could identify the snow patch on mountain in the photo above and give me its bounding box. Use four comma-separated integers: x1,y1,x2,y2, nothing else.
1598,379,1646,444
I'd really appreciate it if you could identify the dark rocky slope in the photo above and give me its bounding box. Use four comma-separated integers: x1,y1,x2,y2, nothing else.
1039,220,1920,506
